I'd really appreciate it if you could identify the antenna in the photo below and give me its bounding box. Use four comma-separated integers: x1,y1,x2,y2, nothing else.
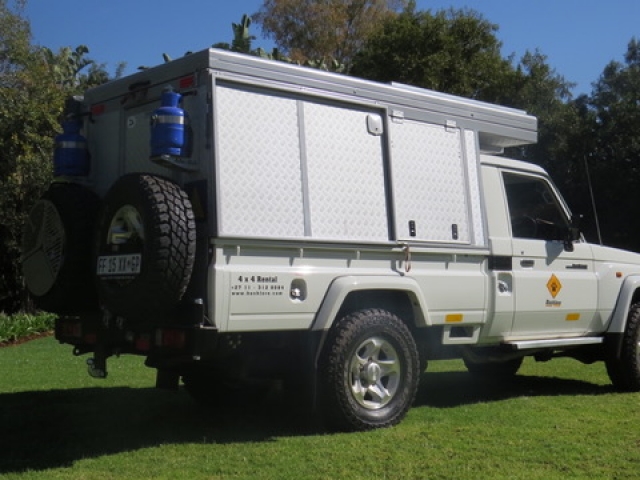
583,155,603,245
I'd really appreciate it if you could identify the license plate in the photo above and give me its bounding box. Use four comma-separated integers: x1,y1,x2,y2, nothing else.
97,254,142,276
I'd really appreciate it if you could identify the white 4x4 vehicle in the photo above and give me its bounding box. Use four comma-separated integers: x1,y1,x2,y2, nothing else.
22,49,640,431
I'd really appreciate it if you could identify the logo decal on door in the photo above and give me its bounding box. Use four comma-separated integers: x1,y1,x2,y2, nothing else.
547,274,562,299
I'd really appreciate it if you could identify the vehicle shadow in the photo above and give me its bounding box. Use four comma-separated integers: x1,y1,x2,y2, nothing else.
415,370,614,409
0,384,318,474
0,371,615,474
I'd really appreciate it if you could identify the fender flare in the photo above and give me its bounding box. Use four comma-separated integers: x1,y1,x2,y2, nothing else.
607,275,640,334
606,275,640,360
310,275,431,333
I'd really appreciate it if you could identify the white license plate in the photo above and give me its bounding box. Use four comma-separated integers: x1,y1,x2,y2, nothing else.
97,254,142,276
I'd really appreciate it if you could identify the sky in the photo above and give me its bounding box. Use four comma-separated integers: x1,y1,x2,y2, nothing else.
24,0,640,97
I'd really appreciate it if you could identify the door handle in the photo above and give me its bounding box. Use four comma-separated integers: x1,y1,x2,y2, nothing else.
566,263,588,270
520,259,535,268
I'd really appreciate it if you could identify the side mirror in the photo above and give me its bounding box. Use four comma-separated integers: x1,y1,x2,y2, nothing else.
564,215,583,252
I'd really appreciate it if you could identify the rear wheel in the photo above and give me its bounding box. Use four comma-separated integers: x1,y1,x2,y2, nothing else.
319,309,420,431
95,174,195,321
606,303,640,391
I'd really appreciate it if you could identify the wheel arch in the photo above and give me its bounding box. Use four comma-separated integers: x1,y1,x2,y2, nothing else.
607,275,640,334
311,275,431,334
605,275,640,360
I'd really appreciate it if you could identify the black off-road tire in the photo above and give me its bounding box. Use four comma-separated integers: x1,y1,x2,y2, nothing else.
96,174,195,321
606,303,640,391
22,182,100,314
319,309,420,432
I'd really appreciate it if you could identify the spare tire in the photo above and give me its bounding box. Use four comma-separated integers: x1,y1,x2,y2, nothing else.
22,182,100,314
95,174,196,321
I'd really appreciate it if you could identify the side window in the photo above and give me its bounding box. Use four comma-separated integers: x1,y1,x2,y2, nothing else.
503,172,569,240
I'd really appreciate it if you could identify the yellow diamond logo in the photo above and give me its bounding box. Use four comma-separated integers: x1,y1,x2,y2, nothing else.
547,274,562,299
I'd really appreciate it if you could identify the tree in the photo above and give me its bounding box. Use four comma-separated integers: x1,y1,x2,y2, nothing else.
212,14,256,53
497,51,579,170
0,0,112,313
252,0,406,68
41,45,120,91
489,51,598,241
351,3,513,99
213,13,343,70
0,1,55,312
350,4,592,236
574,38,640,250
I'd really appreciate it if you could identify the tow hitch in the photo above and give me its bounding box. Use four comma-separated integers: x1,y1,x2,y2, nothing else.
86,357,107,378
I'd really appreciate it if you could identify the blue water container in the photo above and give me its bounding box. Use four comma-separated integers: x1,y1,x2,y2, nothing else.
150,89,186,157
53,119,89,176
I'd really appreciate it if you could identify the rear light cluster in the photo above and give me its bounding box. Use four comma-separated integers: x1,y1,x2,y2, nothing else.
132,328,187,352
133,329,187,351
56,318,187,353
157,329,187,349
57,320,96,345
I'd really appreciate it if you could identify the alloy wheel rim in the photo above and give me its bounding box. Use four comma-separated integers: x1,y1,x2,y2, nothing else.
348,335,401,410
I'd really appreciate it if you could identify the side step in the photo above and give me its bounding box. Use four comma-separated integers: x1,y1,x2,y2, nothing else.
505,337,603,351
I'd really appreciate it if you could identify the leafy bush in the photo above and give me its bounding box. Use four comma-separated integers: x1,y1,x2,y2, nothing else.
0,312,56,344
0,2,114,314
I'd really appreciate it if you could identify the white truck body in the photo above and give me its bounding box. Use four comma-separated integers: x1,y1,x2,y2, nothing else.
22,49,640,431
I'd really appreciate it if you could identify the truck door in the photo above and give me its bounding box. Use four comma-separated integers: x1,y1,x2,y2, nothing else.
502,170,598,338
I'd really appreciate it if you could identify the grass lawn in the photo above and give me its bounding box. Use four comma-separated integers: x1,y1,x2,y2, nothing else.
1,336,639,479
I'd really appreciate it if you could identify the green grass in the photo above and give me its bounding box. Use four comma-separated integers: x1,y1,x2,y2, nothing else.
0,312,56,344
1,336,639,479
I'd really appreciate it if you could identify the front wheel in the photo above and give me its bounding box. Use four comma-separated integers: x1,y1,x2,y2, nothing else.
319,309,420,431
606,303,640,391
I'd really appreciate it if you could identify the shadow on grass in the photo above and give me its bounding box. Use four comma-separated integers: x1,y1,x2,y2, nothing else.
415,370,614,409
0,384,319,474
0,371,614,474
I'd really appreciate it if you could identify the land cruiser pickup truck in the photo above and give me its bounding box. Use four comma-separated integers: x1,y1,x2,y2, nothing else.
22,48,640,431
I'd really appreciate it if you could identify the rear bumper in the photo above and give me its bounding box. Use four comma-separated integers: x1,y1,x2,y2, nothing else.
55,314,219,368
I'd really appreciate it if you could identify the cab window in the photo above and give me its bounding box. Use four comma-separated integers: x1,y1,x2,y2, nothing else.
503,172,569,241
